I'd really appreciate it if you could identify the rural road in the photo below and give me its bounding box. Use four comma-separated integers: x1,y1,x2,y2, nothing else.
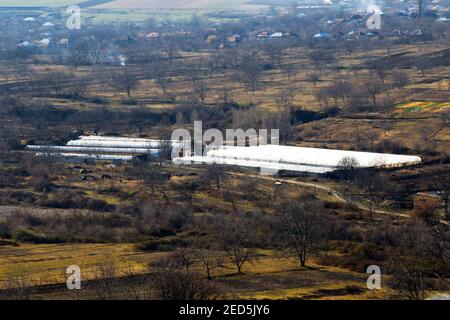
229,172,449,225
0,170,447,225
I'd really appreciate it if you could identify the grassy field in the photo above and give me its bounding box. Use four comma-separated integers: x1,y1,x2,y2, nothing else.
83,9,200,23
0,244,394,299
0,243,159,286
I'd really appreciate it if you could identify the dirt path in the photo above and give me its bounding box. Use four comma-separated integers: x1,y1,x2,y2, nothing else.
229,172,450,225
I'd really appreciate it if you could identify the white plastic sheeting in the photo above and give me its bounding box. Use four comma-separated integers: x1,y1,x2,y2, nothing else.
174,145,422,173
26,145,159,155
67,136,182,149
36,153,134,161
78,136,160,142
67,140,162,148
27,135,166,162
174,155,334,174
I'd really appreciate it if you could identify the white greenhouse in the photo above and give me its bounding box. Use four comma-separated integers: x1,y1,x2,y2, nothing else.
35,153,135,162
174,145,422,174
26,145,159,155
27,136,167,163
67,136,182,149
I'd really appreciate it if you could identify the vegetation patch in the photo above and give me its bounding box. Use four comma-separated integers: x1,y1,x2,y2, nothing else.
395,101,450,113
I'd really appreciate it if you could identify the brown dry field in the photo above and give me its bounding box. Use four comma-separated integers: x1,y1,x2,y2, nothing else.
35,42,449,155
0,244,395,300
86,43,450,112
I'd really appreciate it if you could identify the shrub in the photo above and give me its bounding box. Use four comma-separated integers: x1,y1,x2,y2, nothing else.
121,98,138,105
152,256,222,300
375,139,408,154
323,106,340,117
13,228,48,244
0,239,19,246
0,221,12,239
30,176,52,193
88,96,110,105
136,237,188,252
320,241,387,272
86,199,114,212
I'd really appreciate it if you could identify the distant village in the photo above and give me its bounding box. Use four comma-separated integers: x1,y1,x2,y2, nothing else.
1,0,449,66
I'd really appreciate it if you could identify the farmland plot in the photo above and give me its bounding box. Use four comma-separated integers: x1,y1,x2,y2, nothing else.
0,243,163,287
95,0,250,9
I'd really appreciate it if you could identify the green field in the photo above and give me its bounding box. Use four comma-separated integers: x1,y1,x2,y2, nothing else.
395,101,450,113
84,9,198,23
0,0,259,23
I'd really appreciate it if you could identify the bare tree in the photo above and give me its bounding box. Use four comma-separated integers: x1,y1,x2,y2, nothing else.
239,54,264,94
0,126,19,156
216,217,254,274
307,73,320,89
391,70,410,91
439,110,450,134
111,67,140,97
220,87,232,104
263,41,284,66
131,159,169,200
43,72,72,96
388,219,449,300
309,49,336,69
193,79,210,104
201,164,226,191
275,90,293,112
151,255,221,300
337,156,360,181
364,79,383,105
359,171,397,221
364,129,380,152
431,172,450,220
380,94,396,120
371,62,388,84
93,261,121,300
145,61,169,95
193,242,224,280
277,194,328,267
282,62,296,81
152,249,195,272
416,58,432,77
162,40,177,65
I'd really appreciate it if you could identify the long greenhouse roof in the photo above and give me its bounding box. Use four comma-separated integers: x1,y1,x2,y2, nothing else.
174,145,422,173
